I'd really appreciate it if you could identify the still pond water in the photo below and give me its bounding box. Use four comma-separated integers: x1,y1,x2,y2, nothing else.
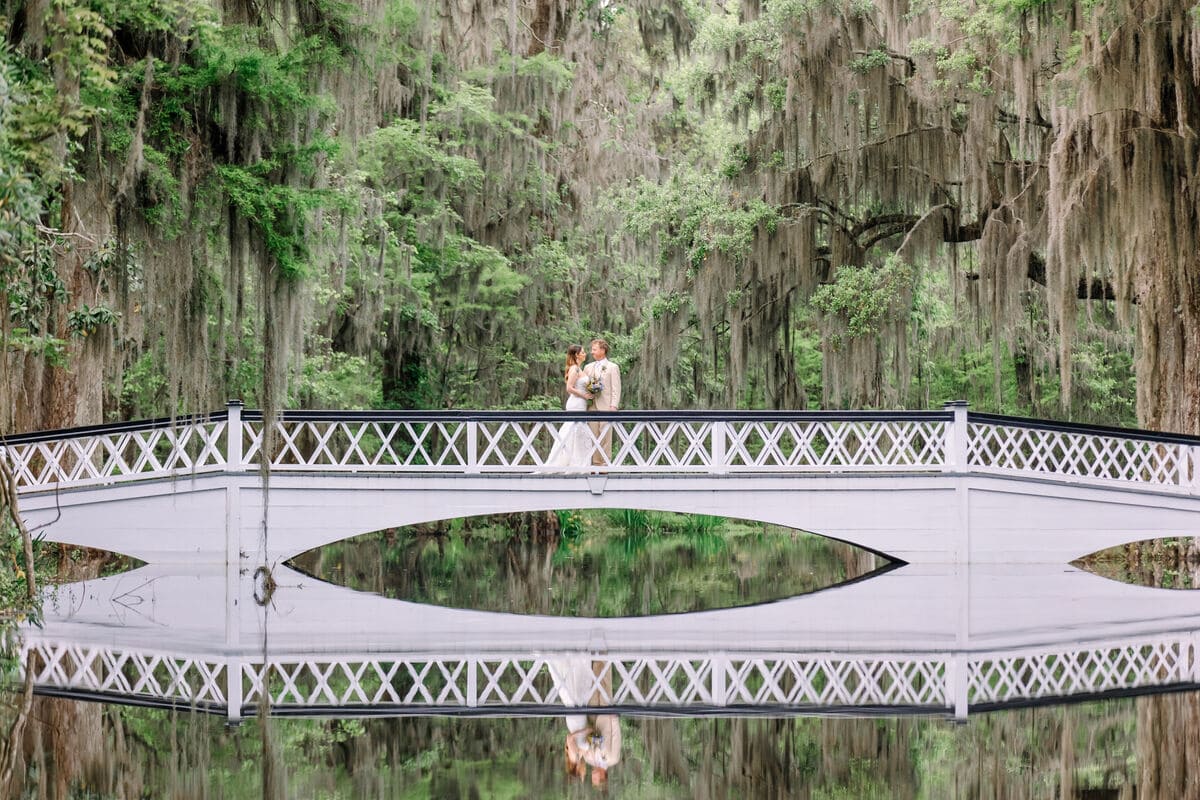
3,511,1199,798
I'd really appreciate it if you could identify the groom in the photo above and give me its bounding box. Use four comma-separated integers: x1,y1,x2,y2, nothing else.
585,339,622,467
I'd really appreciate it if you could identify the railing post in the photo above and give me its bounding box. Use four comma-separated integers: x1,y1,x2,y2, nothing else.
712,654,728,706
1189,445,1200,493
225,400,244,472
948,654,969,720
226,659,243,724
465,421,480,474
711,422,728,475
224,400,244,576
943,400,969,472
467,658,478,707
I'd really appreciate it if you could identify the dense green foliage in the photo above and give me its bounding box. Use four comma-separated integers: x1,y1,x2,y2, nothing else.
0,0,1170,427
0,2,1196,795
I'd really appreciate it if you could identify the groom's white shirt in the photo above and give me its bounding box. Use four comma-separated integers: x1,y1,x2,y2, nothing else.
586,358,622,411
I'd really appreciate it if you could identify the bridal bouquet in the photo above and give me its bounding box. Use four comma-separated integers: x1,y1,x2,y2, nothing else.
585,374,604,395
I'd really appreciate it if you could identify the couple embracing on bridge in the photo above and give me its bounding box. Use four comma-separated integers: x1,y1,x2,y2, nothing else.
543,338,623,472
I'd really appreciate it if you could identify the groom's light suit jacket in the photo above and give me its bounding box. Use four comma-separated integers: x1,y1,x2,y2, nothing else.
585,358,622,410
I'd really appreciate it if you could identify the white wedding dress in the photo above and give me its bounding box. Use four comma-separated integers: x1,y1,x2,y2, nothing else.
543,374,592,472
549,658,596,734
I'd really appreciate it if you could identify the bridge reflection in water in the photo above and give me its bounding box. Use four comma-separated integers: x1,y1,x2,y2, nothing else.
19,556,1200,722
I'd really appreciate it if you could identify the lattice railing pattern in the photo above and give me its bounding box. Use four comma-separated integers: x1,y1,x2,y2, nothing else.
719,656,946,706
968,422,1197,488
242,417,949,474
243,419,473,471
967,637,1199,704
23,642,1200,713
1,420,227,492
7,406,1200,493
235,654,956,709
24,647,948,710
24,642,228,704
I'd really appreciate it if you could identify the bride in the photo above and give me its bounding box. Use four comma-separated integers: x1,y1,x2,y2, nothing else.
543,344,594,471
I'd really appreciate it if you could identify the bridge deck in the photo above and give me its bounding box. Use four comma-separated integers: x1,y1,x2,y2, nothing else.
7,403,1200,563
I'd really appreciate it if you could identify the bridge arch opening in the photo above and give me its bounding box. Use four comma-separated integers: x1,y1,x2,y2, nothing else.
287,510,898,617
1073,538,1200,590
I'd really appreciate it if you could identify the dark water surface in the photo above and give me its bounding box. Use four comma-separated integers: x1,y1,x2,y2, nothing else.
289,512,891,615
3,514,1199,798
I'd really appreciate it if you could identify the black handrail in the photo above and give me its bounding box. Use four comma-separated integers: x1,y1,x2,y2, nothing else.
243,409,955,424
4,407,1198,448
966,412,1200,446
0,411,230,446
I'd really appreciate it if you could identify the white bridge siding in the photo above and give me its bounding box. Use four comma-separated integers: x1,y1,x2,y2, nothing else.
17,471,1200,566
8,402,1200,565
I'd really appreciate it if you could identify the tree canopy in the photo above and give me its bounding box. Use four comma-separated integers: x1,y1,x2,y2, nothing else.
0,0,1189,433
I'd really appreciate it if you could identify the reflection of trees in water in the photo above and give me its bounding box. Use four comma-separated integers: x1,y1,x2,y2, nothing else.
292,512,885,616
0,690,1196,796
1137,694,1200,799
919,705,1138,799
637,711,1140,799
1,680,224,797
5,698,114,798
1077,539,1200,590
0,551,152,798
637,717,906,798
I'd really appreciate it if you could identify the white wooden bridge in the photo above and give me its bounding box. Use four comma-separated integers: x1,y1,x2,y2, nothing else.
7,402,1200,565
17,561,1200,721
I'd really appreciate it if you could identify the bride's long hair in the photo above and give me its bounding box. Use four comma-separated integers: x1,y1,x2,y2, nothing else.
564,345,583,378
564,732,586,782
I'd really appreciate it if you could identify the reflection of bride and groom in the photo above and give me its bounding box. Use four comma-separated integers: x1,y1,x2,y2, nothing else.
549,659,622,788
543,339,623,472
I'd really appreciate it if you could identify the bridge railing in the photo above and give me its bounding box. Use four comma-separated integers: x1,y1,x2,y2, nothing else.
18,642,950,714
967,634,1200,707
0,412,230,492
239,408,951,474
966,413,1200,490
4,402,1200,493
20,634,1200,718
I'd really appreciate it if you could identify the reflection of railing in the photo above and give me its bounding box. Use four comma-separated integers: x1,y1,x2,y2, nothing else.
21,636,1200,719
4,401,1200,494
968,636,1200,706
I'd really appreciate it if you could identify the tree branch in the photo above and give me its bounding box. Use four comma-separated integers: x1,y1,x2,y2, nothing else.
965,252,1125,301
0,457,35,602
0,652,34,795
851,213,919,240
860,223,915,251
997,107,1053,130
